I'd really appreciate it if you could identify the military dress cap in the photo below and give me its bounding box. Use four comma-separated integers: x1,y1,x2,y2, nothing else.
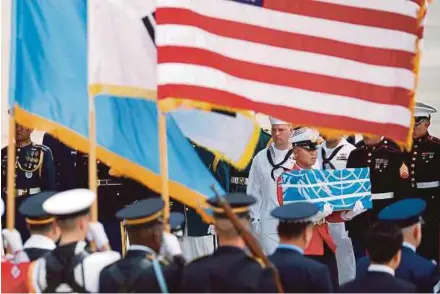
269,117,289,125
43,188,95,219
271,202,319,223
207,193,256,217
414,102,437,118
116,198,165,228
19,191,58,225
290,127,320,150
378,198,426,228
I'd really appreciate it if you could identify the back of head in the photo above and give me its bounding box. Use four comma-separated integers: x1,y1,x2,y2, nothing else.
366,222,402,264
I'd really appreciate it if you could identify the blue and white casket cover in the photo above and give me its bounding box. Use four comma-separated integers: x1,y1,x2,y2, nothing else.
278,168,372,211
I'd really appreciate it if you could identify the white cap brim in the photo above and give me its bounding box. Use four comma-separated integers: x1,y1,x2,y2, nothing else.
43,189,96,216
414,102,437,117
269,117,289,125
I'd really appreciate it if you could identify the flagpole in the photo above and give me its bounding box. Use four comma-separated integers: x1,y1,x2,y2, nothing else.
6,107,16,230
158,108,170,231
88,95,98,222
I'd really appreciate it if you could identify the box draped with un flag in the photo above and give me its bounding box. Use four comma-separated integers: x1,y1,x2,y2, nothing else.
279,168,372,211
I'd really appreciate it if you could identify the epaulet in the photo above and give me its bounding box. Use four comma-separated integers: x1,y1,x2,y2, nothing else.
32,143,51,152
247,255,266,268
427,135,440,144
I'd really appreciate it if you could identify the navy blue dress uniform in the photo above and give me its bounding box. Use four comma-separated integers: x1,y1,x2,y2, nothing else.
27,189,120,293
18,191,58,261
172,144,230,239
269,202,333,293
179,193,277,293
339,266,417,293
1,140,56,241
230,129,271,193
346,137,408,260
356,199,440,293
403,102,440,263
99,198,184,293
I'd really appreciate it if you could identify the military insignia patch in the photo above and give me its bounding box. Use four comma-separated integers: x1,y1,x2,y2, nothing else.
25,171,33,179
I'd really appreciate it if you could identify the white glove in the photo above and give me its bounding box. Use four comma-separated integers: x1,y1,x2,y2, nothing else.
207,225,216,235
2,229,24,254
86,222,109,249
162,232,183,259
341,201,366,221
310,203,333,223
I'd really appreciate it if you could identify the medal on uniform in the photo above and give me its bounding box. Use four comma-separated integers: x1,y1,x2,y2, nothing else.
25,171,33,178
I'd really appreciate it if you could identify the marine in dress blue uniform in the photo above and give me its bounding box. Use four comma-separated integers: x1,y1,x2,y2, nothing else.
269,202,333,293
1,123,55,241
346,136,409,260
403,102,440,263
339,222,416,293
179,193,277,293
18,191,59,261
99,198,184,293
356,198,440,293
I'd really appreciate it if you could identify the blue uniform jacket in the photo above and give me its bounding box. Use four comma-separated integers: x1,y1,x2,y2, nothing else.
357,245,440,293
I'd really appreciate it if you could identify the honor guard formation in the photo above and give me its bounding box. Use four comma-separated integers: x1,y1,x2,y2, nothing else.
1,99,440,294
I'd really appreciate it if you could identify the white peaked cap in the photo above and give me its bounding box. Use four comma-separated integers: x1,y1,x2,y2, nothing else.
414,102,437,117
269,117,289,125
43,189,96,216
290,127,320,145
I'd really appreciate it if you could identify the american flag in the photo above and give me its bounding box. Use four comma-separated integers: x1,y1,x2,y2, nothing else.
157,0,428,147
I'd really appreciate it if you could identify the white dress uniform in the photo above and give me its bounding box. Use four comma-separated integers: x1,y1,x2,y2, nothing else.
27,189,121,293
28,241,120,293
317,138,356,285
247,143,295,254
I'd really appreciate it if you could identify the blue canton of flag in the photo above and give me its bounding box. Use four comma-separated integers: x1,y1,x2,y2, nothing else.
279,168,372,211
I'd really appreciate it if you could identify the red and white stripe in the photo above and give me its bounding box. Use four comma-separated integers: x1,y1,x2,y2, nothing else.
157,0,425,143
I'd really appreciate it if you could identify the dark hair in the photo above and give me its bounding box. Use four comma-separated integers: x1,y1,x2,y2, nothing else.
28,223,53,234
277,221,310,239
366,222,403,264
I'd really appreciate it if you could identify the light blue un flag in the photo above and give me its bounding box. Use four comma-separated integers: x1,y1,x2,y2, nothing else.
279,168,372,211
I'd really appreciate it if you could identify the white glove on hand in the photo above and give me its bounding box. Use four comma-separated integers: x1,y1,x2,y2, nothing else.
310,203,333,223
207,225,216,235
2,229,24,253
87,222,109,250
341,201,366,221
162,232,183,259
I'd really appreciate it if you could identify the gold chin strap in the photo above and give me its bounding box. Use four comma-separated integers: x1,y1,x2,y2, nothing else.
212,206,248,214
124,211,163,226
25,217,55,225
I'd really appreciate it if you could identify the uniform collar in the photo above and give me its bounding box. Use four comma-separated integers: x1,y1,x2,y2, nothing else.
323,138,348,152
16,139,32,148
402,241,416,253
368,264,395,276
24,234,56,250
414,133,430,144
277,243,304,255
128,244,157,256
